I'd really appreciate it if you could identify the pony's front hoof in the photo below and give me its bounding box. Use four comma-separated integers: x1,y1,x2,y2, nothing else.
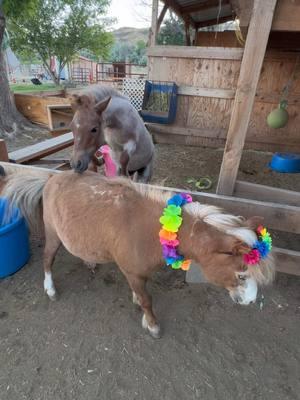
44,289,57,301
142,314,161,339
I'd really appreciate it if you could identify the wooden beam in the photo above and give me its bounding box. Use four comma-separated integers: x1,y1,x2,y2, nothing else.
150,0,159,46
216,0,278,196
147,45,244,60
0,161,60,174
0,139,9,162
234,181,300,207
157,3,168,32
178,85,235,99
181,0,230,15
8,132,74,164
274,247,300,276
196,15,235,29
164,0,196,28
184,18,191,46
147,183,300,234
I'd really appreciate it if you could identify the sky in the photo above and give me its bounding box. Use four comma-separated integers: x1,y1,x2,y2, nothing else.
107,0,152,29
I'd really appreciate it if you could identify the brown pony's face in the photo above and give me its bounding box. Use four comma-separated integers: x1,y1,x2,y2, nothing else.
70,95,111,173
189,219,263,305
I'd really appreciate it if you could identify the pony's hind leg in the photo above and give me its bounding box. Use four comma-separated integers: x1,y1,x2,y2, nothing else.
43,227,61,301
126,274,160,338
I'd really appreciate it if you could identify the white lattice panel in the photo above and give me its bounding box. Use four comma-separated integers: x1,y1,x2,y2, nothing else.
122,78,146,111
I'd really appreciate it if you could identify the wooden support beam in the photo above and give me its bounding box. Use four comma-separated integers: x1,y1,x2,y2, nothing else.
195,15,234,28
8,132,74,164
181,0,230,15
157,3,168,33
274,247,300,276
234,181,300,207
178,85,235,99
147,45,244,60
216,0,278,196
150,0,159,46
0,139,9,162
184,18,191,46
165,0,196,28
147,183,300,234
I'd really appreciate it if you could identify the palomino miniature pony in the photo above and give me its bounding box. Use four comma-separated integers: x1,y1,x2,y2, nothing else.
70,85,155,183
1,166,275,338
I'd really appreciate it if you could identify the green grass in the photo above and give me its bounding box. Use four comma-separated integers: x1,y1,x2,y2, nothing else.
10,83,62,93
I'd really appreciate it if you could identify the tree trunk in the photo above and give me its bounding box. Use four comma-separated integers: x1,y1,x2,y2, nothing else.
0,9,33,138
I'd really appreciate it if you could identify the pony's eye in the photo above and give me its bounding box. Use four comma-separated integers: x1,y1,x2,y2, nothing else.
91,127,97,133
238,274,247,281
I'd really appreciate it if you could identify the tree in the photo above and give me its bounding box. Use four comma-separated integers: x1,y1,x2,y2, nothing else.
129,40,147,66
109,40,147,66
8,0,113,85
0,0,37,138
157,15,185,46
110,42,134,63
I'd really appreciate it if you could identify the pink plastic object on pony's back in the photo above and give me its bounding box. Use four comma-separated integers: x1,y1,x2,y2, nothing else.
97,145,117,177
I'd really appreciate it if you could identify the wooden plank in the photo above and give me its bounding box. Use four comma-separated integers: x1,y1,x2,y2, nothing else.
0,140,9,162
147,46,244,60
178,86,235,99
235,0,300,32
147,123,300,150
272,0,300,31
150,0,159,46
0,161,60,174
234,181,300,207
157,3,168,32
148,183,300,234
147,123,227,138
274,247,300,276
217,0,278,196
8,132,74,164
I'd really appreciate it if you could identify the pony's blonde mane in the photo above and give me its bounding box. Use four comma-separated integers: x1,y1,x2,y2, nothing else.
135,184,275,285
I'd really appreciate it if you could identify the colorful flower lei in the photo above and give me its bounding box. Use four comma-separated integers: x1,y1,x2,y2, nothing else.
159,193,193,271
243,225,272,265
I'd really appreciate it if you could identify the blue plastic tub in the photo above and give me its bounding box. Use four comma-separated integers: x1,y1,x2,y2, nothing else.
0,198,30,278
269,153,300,173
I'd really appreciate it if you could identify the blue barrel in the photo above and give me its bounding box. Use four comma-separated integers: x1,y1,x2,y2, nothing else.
0,198,30,278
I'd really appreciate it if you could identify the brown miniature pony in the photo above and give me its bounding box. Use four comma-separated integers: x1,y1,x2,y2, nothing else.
1,167,275,338
70,85,154,183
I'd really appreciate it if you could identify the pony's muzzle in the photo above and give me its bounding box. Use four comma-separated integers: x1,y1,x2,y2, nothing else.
229,277,258,305
71,157,89,173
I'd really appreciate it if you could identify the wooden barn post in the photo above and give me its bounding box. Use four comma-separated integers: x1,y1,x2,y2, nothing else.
150,0,159,46
216,0,278,196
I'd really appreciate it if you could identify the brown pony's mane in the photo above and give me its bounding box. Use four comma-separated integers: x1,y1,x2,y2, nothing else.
132,182,275,286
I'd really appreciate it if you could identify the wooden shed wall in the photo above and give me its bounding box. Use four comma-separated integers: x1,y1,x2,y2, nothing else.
147,46,300,152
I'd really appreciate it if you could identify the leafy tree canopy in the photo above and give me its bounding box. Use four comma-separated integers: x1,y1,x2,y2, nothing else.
7,0,114,84
110,40,147,66
157,15,185,46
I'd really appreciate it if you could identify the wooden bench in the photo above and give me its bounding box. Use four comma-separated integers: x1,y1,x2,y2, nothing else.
8,132,74,164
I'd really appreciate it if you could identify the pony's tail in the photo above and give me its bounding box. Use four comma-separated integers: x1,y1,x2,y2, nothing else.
0,165,52,233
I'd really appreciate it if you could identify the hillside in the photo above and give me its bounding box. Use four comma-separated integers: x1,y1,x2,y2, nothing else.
112,27,149,44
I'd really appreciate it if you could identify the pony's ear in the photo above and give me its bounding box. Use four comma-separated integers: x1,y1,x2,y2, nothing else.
245,216,264,230
70,94,92,109
95,96,111,115
232,240,251,256
69,94,80,110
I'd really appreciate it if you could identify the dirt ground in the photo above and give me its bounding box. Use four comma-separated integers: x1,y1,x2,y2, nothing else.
1,132,300,400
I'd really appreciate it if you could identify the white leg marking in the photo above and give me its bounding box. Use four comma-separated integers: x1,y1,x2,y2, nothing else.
44,272,56,300
132,291,140,306
142,314,161,338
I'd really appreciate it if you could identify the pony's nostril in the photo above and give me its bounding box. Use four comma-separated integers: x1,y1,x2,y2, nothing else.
76,160,82,169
